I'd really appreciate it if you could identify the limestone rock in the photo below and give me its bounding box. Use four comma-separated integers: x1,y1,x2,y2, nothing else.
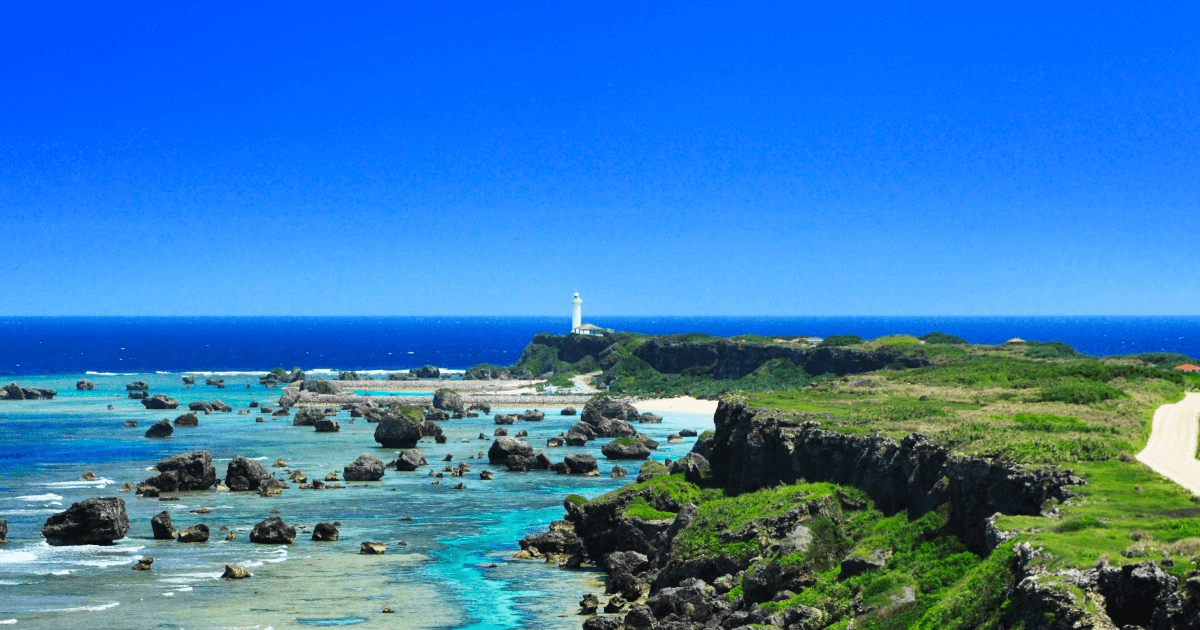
141,394,179,410
225,455,272,492
394,450,427,471
344,453,385,481
42,497,130,546
150,511,176,540
360,541,387,555
177,524,210,543
222,564,251,579
142,451,217,492
249,517,296,544
312,522,339,541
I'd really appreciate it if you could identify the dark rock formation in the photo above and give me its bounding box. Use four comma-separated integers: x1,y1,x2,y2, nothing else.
494,414,516,425
150,511,176,540
1,382,57,400
76,379,95,391
582,397,640,426
433,388,464,413
360,541,387,554
132,556,153,570
314,418,340,432
300,379,341,395
173,412,199,427
177,524,210,543
601,440,652,460
312,522,339,541
225,455,272,492
126,381,149,391
413,365,440,378
638,412,663,424
528,332,614,363
374,411,424,448
249,517,296,544
144,419,174,438
42,497,129,545
210,400,232,412
633,338,930,380
563,453,599,475
519,409,545,422
344,454,385,481
128,390,148,399
292,407,325,426
707,398,1084,551
182,375,196,385
141,394,179,410
0,519,6,542
395,450,427,471
488,437,534,464
561,407,577,416
142,451,217,492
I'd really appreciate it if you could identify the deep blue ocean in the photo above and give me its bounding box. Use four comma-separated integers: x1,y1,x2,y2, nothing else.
2,315,1199,629
3,316,1200,376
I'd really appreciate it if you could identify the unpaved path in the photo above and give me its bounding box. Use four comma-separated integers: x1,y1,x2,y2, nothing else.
1136,392,1200,495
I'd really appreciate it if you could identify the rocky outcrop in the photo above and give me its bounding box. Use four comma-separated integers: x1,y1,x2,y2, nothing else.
413,365,440,379
561,453,599,475
344,454,385,481
314,418,340,432
394,450,427,471
374,409,424,448
707,399,1084,551
42,497,129,545
144,419,174,438
222,564,251,579
0,519,7,542
601,439,651,460
249,517,296,544
528,332,615,363
312,522,339,541
301,379,341,395
141,394,179,410
173,412,199,426
292,407,325,427
488,437,534,464
225,456,273,492
150,511,176,540
177,524,210,543
433,388,464,413
76,379,95,390
1,382,57,400
141,451,217,492
633,339,930,380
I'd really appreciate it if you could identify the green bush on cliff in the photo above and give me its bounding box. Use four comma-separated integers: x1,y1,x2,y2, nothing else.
624,496,676,521
1024,340,1082,359
822,335,863,347
1036,378,1127,404
920,332,968,345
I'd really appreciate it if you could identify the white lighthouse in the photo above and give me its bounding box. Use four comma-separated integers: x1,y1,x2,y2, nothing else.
571,292,582,331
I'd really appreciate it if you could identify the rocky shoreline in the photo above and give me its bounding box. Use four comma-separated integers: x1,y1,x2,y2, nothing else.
519,397,1200,630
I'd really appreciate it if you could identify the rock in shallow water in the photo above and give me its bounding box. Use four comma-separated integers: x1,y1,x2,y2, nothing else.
222,564,251,579
177,524,210,543
343,453,385,481
42,497,130,546
312,522,339,541
225,455,272,492
144,419,173,438
360,541,387,555
250,517,296,544
150,511,176,540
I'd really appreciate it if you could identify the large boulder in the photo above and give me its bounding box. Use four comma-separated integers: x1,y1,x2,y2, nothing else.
343,454,385,481
76,379,95,391
188,401,214,413
126,381,149,391
314,418,340,433
413,365,440,378
293,407,325,427
225,455,272,492
638,412,663,424
601,439,652,460
394,450,427,471
144,419,174,438
374,413,424,448
312,522,339,541
488,437,534,464
519,409,545,422
563,453,599,475
142,451,217,492
582,397,640,427
142,394,179,410
249,517,296,544
150,511,176,540
177,524,210,543
300,379,341,395
210,400,233,413
173,412,199,427
432,388,464,413
1,383,57,400
42,497,129,546
0,519,7,542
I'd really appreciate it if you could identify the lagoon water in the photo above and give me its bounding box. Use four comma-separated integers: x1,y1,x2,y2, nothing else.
2,316,1200,628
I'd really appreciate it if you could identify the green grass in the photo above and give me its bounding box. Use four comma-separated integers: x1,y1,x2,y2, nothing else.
604,355,836,397
920,332,968,345
624,496,677,520
822,335,864,347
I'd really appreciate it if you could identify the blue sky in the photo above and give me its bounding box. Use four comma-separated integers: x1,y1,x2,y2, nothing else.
2,1,1197,316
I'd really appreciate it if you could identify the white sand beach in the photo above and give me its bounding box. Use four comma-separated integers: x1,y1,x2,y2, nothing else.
633,396,719,415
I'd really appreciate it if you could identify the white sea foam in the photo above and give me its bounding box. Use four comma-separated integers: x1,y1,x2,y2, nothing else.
15,493,62,502
85,371,137,376
162,592,174,597
2,509,59,516
49,570,71,575
0,619,16,625
155,371,171,374
45,601,119,612
173,586,193,592
77,558,134,568
0,580,21,585
0,550,39,564
158,571,224,584
43,478,116,489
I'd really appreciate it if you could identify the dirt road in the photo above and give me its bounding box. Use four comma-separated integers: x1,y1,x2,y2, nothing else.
1136,392,1200,495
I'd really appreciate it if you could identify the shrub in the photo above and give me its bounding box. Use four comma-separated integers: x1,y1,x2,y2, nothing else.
822,335,863,347
1025,341,1082,359
1036,379,1128,405
921,332,968,345
624,496,676,521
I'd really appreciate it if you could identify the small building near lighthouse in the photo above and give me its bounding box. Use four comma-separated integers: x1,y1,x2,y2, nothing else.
570,293,612,336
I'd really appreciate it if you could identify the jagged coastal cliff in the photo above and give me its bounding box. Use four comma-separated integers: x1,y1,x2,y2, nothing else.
516,332,1200,629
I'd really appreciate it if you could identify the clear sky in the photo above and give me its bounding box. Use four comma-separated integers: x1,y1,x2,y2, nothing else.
2,1,1197,316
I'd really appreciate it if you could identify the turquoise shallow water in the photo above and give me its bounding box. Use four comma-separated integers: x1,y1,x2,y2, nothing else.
0,372,713,629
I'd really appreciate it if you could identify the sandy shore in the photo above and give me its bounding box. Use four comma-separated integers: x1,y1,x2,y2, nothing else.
633,396,719,415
